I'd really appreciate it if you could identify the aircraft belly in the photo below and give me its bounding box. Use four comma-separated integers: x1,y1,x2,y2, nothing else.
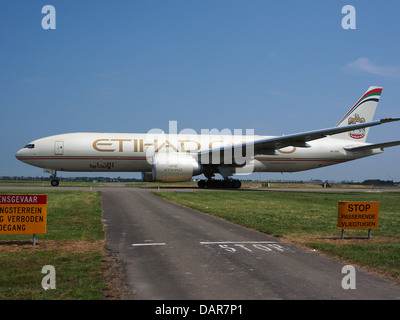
32,157,151,172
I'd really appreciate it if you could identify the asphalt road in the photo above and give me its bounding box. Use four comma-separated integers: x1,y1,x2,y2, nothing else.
101,188,400,300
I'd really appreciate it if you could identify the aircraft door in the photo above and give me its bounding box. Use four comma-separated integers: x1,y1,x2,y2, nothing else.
55,141,64,155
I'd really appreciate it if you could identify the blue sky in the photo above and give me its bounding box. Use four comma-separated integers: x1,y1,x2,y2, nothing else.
1,0,400,181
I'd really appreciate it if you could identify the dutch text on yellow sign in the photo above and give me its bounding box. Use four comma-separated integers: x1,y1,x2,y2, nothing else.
338,201,379,229
0,195,47,234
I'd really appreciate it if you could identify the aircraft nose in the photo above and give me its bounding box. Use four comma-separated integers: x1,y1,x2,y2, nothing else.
15,149,23,160
15,148,29,161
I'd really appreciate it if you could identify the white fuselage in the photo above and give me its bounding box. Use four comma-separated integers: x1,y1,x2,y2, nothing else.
15,132,381,175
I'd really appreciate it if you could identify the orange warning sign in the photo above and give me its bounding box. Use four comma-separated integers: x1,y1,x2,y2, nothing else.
338,201,379,229
0,195,47,234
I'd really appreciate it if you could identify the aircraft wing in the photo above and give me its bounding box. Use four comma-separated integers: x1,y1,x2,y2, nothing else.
198,118,400,163
251,118,400,153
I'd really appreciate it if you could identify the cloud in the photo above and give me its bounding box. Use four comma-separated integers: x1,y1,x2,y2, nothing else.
343,58,400,78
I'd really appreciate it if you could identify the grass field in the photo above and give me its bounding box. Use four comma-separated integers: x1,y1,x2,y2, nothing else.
0,191,106,300
0,181,105,187
1,186,399,299
154,190,400,282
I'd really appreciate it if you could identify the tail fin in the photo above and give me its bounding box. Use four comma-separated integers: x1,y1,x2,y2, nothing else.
334,86,383,142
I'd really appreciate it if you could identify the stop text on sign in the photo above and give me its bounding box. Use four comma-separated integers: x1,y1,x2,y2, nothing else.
0,194,47,234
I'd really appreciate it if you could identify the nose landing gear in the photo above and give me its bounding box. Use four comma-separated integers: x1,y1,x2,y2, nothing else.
50,177,60,187
45,169,59,187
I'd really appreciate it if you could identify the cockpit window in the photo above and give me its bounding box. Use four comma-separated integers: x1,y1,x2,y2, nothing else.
24,144,35,149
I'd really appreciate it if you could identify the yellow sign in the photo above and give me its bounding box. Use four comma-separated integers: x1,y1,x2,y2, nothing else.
338,201,379,229
0,195,47,234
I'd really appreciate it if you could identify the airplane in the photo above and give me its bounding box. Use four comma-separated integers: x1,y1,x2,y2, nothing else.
16,86,400,188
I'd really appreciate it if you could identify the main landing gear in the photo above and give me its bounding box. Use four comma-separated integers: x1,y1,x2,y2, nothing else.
197,179,242,189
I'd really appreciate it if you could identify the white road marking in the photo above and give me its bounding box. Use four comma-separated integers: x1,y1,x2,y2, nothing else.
200,241,278,245
132,243,166,247
200,241,288,253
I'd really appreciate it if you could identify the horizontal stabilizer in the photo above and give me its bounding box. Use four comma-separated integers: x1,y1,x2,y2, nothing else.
380,117,400,124
345,140,400,152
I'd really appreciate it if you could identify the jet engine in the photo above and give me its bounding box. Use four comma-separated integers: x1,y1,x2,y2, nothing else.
147,153,202,182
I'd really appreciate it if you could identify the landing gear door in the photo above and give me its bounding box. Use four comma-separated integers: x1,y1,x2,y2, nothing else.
55,141,64,155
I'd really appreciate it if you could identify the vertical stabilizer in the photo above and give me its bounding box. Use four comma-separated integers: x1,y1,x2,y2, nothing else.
334,86,382,142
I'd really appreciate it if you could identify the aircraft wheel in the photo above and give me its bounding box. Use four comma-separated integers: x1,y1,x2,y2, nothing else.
208,180,218,188
51,179,60,187
198,180,206,188
223,180,233,188
232,180,241,189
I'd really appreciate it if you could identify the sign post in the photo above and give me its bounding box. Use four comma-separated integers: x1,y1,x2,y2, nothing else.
338,201,379,239
0,195,47,245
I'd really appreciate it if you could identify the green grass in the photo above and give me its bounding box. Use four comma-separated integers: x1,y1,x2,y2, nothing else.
0,250,104,300
0,191,105,300
0,180,105,187
154,190,400,281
